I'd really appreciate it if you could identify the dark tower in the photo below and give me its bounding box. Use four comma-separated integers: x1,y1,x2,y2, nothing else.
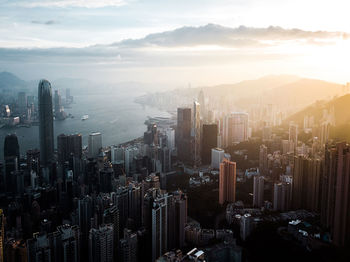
38,79,54,166
3,134,20,193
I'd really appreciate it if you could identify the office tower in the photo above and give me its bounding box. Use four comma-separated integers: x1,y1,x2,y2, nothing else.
88,132,102,158
17,91,27,114
192,101,201,166
103,205,120,260
219,159,237,205
176,108,192,163
38,79,54,166
321,142,350,246
201,124,218,165
289,122,298,152
54,90,62,117
165,128,175,151
173,190,187,248
89,224,114,262
0,210,3,262
253,176,264,207
273,182,291,211
152,195,168,261
99,166,114,193
4,134,20,193
224,112,248,147
119,229,138,262
211,148,225,170
57,224,81,262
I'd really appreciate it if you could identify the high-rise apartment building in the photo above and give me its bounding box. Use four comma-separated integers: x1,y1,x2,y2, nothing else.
273,182,291,211
38,79,54,166
89,224,114,262
321,142,350,246
219,159,237,205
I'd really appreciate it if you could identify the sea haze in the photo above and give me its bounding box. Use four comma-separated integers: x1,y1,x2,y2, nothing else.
0,87,170,159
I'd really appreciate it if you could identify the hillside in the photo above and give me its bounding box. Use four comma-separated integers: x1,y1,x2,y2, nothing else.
287,94,350,141
136,75,344,112
0,71,28,90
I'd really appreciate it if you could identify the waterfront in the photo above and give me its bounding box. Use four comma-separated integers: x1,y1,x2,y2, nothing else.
0,88,170,159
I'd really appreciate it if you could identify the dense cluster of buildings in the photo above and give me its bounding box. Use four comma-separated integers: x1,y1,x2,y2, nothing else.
0,84,72,128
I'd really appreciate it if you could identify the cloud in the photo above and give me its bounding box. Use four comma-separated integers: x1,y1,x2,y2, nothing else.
114,24,350,48
0,24,349,75
11,0,127,8
31,20,58,25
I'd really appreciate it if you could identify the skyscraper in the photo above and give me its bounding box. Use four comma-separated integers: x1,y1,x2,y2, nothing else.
176,108,192,163
17,91,27,115
219,159,237,205
38,79,54,166
89,224,114,262
211,148,225,170
54,90,61,117
259,145,268,177
224,112,248,147
119,229,138,262
57,133,83,164
201,124,218,165
152,195,168,261
289,122,298,152
321,142,350,246
253,176,264,208
273,182,291,211
192,101,201,166
88,132,102,158
4,134,20,193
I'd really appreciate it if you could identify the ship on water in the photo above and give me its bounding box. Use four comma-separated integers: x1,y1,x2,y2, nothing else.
81,115,89,121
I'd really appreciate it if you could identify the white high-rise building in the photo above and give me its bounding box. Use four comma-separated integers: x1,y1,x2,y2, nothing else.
88,132,102,158
211,148,225,170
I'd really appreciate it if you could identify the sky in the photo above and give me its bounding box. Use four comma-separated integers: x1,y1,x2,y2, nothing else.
0,0,349,86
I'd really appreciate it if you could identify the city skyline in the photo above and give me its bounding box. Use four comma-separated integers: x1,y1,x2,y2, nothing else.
2,1,350,261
